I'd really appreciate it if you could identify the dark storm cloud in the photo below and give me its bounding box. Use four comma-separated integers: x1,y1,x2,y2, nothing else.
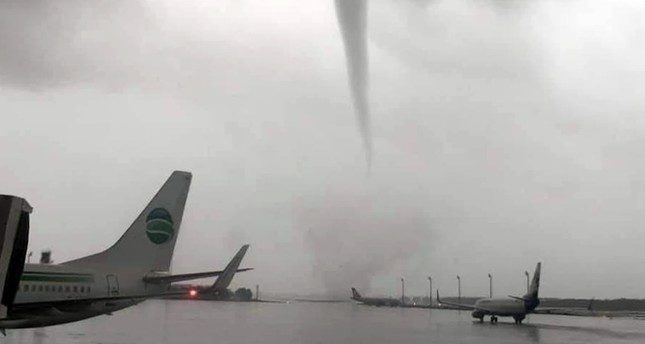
371,0,541,81
3,0,645,299
0,0,150,89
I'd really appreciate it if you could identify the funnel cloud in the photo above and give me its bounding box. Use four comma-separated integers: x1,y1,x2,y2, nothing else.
334,0,372,168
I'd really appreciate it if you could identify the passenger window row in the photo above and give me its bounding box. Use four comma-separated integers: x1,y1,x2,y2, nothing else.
21,284,91,293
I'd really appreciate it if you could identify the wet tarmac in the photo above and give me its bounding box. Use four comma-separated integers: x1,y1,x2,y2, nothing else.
6,300,645,343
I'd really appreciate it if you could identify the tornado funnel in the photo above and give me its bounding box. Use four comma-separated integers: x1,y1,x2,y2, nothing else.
335,0,372,168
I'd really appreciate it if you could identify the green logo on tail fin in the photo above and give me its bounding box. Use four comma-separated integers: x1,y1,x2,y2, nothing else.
146,208,174,244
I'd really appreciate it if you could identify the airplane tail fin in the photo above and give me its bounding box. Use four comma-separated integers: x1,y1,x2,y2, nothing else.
351,287,362,300
63,171,192,274
528,262,541,298
211,245,250,291
0,196,32,318
523,262,541,310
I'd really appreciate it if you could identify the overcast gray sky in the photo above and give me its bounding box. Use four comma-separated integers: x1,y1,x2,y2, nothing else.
2,0,645,299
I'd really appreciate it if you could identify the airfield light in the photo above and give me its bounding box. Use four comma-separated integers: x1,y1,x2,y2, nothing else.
401,278,405,305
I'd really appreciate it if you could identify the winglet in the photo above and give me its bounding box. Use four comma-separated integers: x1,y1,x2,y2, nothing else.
210,245,250,291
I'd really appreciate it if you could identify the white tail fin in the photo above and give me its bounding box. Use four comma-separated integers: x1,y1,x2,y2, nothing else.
63,171,192,274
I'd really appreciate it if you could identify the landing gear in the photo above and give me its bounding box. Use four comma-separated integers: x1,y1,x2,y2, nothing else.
477,317,484,323
490,316,498,324
513,315,525,324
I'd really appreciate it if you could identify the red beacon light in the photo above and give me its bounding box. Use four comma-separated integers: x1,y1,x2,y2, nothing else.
189,289,198,298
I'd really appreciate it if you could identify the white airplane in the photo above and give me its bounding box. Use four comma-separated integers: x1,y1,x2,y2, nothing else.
437,262,541,324
0,171,250,332
350,288,401,307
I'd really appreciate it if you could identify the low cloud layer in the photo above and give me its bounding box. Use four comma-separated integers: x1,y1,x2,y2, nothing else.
0,1,153,89
2,0,645,298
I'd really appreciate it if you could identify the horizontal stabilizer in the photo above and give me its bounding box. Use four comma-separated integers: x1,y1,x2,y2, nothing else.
143,268,253,284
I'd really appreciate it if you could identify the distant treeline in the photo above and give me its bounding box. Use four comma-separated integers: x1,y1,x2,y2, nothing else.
540,298,645,312
440,297,645,312
169,284,254,301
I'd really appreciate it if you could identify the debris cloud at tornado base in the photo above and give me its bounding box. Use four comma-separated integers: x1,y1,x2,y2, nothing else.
295,188,429,297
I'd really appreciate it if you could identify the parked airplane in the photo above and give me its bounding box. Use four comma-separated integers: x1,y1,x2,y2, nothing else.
174,244,252,301
351,288,401,307
0,171,249,332
437,262,541,324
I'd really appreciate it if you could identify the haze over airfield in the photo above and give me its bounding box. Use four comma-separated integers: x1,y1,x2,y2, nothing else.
2,0,645,299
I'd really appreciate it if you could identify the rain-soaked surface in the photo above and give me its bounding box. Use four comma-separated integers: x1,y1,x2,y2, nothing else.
6,300,645,344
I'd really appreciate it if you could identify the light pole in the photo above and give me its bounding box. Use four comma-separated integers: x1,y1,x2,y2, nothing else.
428,276,432,306
525,270,530,293
457,275,461,305
401,278,405,305
488,273,493,298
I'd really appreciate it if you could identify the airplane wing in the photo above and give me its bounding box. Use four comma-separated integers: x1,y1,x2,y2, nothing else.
142,268,253,284
11,290,190,310
438,299,477,310
145,245,252,285
210,245,250,291
436,291,495,313
1,291,192,331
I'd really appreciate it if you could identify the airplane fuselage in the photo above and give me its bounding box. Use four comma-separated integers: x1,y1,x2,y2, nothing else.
352,296,400,307
472,298,527,318
14,264,104,305
1,263,167,329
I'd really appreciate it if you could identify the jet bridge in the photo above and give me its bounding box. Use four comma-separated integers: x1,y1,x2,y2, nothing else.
0,195,32,320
